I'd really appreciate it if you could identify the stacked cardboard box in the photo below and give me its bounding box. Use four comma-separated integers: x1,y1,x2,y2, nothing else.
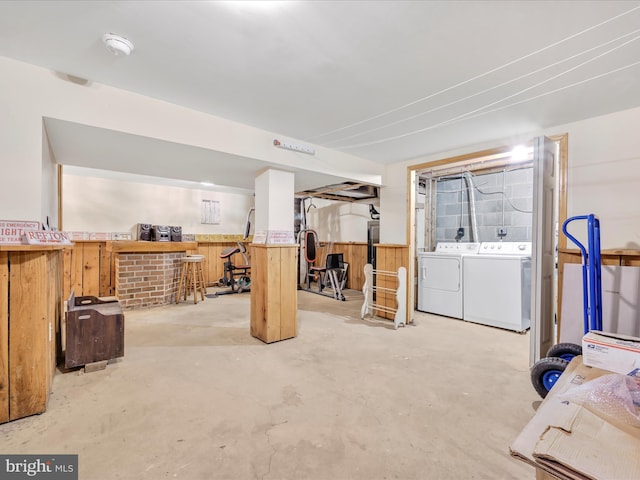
510,357,640,479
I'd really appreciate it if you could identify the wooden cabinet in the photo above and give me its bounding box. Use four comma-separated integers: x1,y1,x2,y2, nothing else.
250,245,297,343
0,246,63,423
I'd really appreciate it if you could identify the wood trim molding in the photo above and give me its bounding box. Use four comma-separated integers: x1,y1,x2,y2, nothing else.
404,134,569,313
550,133,568,250
57,164,63,231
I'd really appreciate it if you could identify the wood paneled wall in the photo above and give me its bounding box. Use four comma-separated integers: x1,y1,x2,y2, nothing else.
63,241,243,299
375,244,410,322
311,242,367,291
197,242,251,286
63,242,112,299
64,240,369,301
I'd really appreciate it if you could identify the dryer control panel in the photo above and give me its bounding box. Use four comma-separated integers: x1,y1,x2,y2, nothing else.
435,242,481,254
479,242,532,256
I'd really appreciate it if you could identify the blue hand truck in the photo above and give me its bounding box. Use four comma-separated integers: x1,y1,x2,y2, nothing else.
530,214,602,398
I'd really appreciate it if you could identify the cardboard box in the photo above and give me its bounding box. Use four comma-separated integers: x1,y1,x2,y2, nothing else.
510,357,640,480
582,331,640,375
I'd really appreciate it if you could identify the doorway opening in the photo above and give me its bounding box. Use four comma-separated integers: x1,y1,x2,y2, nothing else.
406,134,568,355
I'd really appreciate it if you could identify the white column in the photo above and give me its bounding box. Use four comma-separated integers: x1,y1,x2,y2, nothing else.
254,169,295,244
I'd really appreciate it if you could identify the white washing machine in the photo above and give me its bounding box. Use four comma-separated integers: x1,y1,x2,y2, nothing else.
462,242,532,332
417,242,480,319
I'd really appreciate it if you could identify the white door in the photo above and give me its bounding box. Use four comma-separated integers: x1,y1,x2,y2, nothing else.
530,136,557,364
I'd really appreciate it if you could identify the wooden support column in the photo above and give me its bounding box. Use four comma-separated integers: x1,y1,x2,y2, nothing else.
250,169,297,343
250,245,298,343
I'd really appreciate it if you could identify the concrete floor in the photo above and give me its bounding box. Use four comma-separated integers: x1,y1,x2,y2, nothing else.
0,288,540,479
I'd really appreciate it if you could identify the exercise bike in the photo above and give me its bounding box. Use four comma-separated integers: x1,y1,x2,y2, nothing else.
214,207,254,297
215,242,251,296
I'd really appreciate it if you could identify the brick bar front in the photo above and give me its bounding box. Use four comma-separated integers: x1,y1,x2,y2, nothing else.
115,252,183,309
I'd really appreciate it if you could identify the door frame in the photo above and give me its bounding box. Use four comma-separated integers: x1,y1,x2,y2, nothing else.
405,133,568,342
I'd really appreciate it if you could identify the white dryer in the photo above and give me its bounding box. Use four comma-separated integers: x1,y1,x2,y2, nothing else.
417,242,480,319
463,242,532,332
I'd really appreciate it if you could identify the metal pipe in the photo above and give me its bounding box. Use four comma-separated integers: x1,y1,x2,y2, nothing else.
502,170,506,229
462,172,479,242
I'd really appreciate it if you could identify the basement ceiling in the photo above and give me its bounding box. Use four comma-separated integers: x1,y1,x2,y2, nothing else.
2,1,640,191
296,182,379,203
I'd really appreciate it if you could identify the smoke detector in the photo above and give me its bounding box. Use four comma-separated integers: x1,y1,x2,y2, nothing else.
102,33,134,56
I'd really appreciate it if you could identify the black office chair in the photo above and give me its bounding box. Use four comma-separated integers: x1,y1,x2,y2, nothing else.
301,230,347,301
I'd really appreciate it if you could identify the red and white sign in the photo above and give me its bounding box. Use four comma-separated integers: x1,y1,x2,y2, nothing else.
266,230,296,245
0,220,41,244
22,230,72,245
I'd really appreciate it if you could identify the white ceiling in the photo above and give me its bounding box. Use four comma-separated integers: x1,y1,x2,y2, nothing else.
2,1,640,191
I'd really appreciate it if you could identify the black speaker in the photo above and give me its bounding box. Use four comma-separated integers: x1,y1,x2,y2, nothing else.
170,226,182,242
151,225,170,242
137,223,152,241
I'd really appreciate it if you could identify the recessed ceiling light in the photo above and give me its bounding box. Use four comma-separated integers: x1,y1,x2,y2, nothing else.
102,33,134,56
200,182,215,187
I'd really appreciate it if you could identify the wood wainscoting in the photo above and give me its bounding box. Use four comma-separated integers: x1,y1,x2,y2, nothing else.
63,241,256,300
308,242,368,291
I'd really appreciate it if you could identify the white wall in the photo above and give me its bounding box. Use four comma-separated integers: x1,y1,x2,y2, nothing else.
565,107,640,249
0,56,382,223
41,125,58,228
254,169,294,235
382,105,640,250
306,199,373,243
63,173,253,235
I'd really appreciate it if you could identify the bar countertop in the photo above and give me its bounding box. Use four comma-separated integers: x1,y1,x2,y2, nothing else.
107,241,198,253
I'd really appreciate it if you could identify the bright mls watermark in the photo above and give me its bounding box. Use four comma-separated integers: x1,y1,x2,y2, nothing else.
0,455,77,479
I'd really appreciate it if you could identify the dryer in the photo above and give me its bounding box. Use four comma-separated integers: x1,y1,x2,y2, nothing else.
417,242,480,319
462,242,532,332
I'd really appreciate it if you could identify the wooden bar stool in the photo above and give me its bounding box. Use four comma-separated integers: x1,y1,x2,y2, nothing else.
176,255,206,304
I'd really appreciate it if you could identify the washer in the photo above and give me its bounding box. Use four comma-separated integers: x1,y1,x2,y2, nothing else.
462,242,532,332
417,242,480,319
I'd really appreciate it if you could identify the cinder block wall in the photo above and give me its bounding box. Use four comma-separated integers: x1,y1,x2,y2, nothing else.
115,253,182,309
435,167,533,243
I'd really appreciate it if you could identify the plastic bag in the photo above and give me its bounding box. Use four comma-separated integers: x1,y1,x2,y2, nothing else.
558,373,640,428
